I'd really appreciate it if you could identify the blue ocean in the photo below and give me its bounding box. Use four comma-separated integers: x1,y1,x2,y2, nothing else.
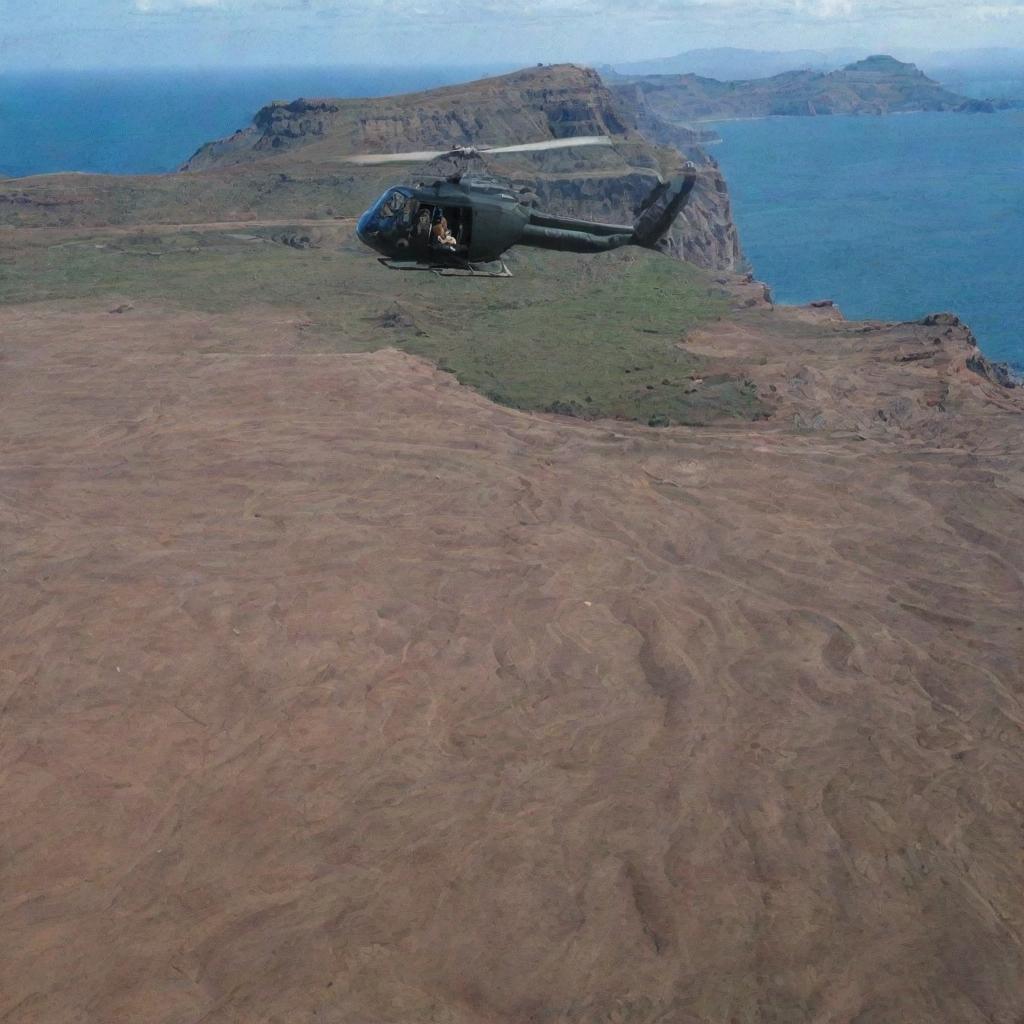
0,67,507,178
711,111,1024,368
1,70,1022,367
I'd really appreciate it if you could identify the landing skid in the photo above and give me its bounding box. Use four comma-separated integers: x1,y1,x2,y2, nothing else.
435,263,512,278
378,257,512,278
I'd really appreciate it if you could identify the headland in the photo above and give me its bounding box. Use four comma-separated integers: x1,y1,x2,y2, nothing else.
1,62,1022,1024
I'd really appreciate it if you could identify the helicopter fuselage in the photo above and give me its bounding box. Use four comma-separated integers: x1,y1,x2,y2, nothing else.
355,165,696,270
356,179,531,265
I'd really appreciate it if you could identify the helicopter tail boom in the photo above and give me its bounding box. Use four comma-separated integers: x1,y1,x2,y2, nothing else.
515,163,699,257
527,210,633,237
519,223,635,253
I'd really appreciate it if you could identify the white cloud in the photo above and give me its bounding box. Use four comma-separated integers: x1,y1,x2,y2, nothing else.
124,0,1024,20
134,0,224,10
792,0,856,16
964,2,1024,16
13,0,1024,65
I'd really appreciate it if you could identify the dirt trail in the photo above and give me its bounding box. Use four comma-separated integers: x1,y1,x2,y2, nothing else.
0,217,357,240
1,302,1023,1023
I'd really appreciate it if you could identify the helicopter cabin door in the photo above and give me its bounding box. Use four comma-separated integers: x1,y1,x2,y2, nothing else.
412,204,472,258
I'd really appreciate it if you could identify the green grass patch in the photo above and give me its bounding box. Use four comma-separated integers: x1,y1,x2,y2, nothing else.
1,226,764,425
391,251,753,423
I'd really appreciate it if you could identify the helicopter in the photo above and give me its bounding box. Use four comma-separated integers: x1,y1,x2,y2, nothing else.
352,137,698,277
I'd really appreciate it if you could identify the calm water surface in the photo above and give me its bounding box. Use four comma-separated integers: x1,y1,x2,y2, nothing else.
711,110,1024,366
0,67,506,178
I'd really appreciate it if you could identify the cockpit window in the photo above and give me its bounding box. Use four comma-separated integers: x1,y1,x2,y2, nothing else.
356,187,430,256
380,190,410,218
364,188,417,234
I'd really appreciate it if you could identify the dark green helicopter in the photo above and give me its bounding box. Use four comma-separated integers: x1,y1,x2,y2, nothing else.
353,139,698,277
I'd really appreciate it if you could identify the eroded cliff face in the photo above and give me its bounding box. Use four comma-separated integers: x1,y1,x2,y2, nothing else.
181,64,744,273
606,80,716,152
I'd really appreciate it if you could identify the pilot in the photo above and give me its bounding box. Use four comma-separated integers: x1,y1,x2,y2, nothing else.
432,213,457,250
382,191,406,217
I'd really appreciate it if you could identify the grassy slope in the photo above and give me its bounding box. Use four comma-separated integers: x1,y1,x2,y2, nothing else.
1,224,762,425
0,165,398,228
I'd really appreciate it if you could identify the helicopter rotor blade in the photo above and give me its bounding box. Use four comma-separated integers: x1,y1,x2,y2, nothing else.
344,149,454,165
341,135,615,165
478,136,614,155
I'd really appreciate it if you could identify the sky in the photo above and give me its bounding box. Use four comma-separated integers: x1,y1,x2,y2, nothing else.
3,0,1024,71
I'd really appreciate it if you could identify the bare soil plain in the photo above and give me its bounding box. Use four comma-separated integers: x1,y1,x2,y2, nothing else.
2,216,1024,1022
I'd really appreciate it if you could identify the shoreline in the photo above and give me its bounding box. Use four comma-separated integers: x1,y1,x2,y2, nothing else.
695,106,1021,125
704,109,1022,368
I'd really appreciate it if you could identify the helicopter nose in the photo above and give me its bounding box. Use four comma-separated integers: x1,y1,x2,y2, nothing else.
356,211,389,257
356,209,375,246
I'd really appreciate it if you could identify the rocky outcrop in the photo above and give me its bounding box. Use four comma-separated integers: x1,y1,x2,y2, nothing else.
597,85,739,267
919,313,1017,388
605,55,992,123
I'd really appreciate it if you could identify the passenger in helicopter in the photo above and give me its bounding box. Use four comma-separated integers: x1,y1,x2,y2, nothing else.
432,213,458,250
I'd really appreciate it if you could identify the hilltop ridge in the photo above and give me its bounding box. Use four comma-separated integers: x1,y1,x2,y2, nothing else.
183,65,632,171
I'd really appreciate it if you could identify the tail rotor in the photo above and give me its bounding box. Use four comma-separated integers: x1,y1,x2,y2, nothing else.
632,163,698,249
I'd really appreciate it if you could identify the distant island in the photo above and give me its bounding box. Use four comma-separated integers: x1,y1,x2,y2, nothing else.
603,54,998,123
605,45,1024,86
604,45,862,80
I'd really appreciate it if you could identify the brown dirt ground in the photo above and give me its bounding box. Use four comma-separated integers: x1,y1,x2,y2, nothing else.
2,300,1023,1023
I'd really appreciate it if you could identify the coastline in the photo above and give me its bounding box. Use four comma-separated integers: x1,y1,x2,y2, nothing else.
708,108,1024,368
